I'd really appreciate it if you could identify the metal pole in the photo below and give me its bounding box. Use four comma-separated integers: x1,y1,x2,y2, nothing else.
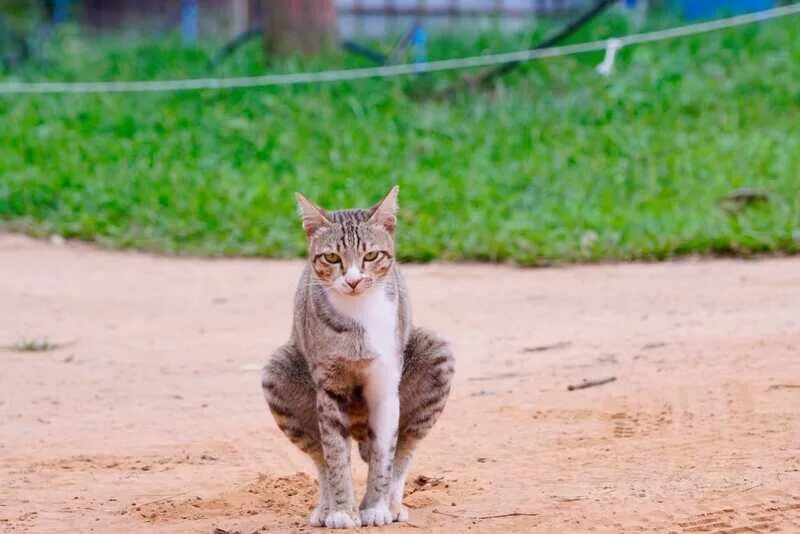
181,0,199,44
53,0,69,24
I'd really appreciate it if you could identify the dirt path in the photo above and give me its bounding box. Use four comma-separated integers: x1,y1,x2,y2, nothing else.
1,233,798,533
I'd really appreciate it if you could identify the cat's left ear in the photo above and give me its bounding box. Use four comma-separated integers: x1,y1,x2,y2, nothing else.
368,185,399,233
295,192,332,238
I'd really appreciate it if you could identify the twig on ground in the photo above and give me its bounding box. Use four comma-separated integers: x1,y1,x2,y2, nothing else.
432,509,538,521
476,512,539,520
741,481,765,492
567,376,616,391
522,341,572,353
432,509,464,519
767,383,800,391
469,371,537,382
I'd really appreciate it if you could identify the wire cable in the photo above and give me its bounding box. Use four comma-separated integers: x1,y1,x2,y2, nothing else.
0,3,797,95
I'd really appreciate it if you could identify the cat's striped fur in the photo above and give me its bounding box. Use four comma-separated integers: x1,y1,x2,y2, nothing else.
261,187,454,528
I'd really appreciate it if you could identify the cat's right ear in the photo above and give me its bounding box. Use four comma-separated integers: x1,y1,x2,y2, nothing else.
295,192,332,238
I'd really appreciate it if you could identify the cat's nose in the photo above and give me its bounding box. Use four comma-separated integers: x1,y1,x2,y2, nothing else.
345,278,361,289
344,268,362,290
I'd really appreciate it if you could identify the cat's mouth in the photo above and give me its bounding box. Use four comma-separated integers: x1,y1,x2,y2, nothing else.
341,285,365,296
334,279,373,296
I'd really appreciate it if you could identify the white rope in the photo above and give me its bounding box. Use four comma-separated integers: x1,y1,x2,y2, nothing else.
0,3,798,94
596,37,623,76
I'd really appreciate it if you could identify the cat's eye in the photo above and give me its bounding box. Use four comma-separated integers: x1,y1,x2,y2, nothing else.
323,252,341,263
363,251,379,262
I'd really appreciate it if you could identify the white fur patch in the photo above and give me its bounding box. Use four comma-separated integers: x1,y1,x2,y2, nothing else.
328,282,399,373
328,283,400,443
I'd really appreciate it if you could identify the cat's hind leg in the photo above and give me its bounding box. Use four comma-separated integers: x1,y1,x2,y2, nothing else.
263,344,357,528
392,328,455,521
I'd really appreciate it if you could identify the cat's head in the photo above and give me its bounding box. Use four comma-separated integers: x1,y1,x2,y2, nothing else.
295,186,398,297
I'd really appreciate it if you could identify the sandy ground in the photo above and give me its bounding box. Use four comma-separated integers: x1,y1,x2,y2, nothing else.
0,233,798,534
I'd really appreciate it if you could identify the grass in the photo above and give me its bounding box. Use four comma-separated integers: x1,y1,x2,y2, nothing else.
0,12,799,265
6,338,61,352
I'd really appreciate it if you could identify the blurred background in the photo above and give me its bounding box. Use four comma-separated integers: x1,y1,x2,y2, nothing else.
3,5,798,532
0,0,797,264
0,1,784,51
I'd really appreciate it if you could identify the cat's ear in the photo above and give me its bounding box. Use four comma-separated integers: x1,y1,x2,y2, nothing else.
368,185,399,233
295,192,332,238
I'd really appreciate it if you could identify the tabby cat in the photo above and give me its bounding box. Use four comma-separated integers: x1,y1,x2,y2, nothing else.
261,187,454,528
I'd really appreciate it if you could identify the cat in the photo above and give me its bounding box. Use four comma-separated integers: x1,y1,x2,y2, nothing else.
261,186,454,528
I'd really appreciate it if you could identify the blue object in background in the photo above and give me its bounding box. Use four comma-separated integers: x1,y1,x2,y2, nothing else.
53,0,70,24
410,24,427,72
679,0,775,20
181,0,199,44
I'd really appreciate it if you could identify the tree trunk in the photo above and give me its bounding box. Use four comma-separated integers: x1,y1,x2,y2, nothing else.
231,0,250,38
262,0,338,56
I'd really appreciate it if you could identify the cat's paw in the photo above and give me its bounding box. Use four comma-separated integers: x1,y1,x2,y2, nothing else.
308,505,329,527
360,502,393,527
321,509,361,529
390,502,409,523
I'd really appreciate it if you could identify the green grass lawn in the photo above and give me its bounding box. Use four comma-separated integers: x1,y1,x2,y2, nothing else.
1,12,799,265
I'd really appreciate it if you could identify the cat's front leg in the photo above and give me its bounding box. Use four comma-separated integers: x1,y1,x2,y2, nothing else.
309,463,331,527
360,360,400,526
316,389,360,529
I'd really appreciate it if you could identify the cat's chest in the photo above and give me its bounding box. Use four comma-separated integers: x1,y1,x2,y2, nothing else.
329,290,399,362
